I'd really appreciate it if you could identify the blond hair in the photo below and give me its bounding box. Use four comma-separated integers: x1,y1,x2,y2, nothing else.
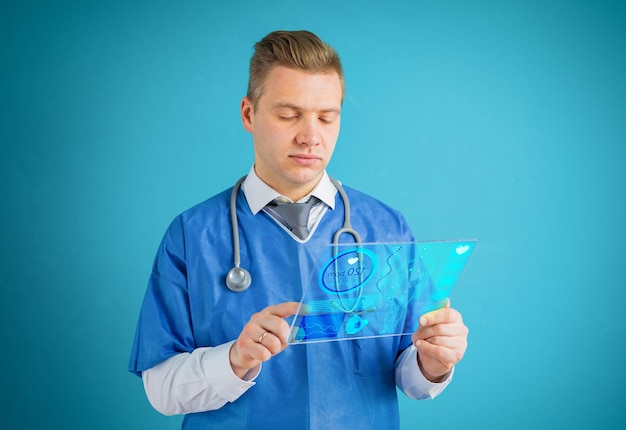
247,30,345,105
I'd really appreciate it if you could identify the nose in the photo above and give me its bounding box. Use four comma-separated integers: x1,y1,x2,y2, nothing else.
295,117,321,146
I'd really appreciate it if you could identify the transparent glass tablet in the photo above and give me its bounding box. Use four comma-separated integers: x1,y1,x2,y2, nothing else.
288,239,477,344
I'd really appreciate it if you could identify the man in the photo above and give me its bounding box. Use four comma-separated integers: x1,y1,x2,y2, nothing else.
129,30,468,429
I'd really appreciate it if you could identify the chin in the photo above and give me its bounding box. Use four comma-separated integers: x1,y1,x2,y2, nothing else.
291,170,323,184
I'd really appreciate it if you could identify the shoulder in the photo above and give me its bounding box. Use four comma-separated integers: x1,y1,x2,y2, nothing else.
180,187,231,221
341,184,404,217
339,183,414,242
163,187,232,237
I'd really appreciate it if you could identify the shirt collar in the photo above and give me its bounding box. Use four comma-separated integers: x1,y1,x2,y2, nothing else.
242,166,337,215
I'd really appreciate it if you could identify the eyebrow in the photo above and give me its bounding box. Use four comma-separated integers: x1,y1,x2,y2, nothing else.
270,102,341,114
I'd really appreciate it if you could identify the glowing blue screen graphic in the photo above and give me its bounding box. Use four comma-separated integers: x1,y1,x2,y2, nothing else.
288,239,477,344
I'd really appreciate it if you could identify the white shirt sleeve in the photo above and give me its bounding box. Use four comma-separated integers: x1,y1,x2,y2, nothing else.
395,345,454,400
142,341,260,416
143,342,449,415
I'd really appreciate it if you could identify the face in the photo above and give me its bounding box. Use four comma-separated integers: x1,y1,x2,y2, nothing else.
241,66,342,201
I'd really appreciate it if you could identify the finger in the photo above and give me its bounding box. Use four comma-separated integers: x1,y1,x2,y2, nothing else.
415,333,466,350
265,301,301,318
236,327,287,362
419,306,462,327
255,318,291,346
230,303,300,374
416,317,468,337
258,331,285,356
415,339,463,368
253,302,300,344
231,333,273,369
247,339,274,362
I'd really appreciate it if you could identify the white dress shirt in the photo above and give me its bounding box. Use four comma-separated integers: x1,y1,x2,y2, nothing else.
142,167,452,415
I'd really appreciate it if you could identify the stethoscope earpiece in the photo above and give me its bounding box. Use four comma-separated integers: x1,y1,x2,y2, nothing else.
226,266,252,292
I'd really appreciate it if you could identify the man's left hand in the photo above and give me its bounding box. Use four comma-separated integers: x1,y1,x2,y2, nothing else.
411,301,468,383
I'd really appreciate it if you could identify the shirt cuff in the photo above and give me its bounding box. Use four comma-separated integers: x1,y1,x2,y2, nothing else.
200,341,261,402
395,345,453,400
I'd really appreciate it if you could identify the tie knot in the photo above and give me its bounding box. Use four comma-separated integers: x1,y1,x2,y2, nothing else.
265,197,319,239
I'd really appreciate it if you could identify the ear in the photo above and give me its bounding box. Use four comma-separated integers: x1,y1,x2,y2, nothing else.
241,97,254,132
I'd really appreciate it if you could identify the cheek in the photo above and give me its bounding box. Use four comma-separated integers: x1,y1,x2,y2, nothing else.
259,122,292,144
324,126,340,148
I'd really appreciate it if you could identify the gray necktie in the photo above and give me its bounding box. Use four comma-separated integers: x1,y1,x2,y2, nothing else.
265,197,319,239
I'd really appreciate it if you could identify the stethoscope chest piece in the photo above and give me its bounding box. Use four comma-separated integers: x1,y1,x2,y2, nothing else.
226,266,252,293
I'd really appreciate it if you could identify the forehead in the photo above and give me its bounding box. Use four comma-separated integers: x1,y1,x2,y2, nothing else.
258,66,343,110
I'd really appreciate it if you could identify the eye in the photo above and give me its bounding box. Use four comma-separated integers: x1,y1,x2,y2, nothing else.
319,112,339,124
278,112,298,121
320,114,339,123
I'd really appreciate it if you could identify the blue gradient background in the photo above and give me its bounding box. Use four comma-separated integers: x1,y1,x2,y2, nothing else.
1,1,624,429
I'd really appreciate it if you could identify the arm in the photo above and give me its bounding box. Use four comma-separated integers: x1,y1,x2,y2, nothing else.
395,345,453,400
396,301,468,399
142,342,259,415
412,301,468,380
142,302,299,415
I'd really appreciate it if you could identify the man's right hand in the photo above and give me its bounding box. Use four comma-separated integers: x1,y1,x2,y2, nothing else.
229,302,300,379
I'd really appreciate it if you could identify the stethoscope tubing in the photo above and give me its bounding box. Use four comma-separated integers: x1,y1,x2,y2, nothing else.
226,175,363,298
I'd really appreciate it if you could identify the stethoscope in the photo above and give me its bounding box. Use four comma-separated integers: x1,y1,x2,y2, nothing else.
226,175,363,294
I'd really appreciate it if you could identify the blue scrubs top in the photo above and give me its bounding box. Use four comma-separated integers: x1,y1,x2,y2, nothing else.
129,184,418,429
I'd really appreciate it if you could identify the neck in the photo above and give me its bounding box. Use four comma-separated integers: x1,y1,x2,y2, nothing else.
254,169,323,202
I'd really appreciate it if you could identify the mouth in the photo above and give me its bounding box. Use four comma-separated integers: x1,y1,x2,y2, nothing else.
291,154,320,160
290,154,321,166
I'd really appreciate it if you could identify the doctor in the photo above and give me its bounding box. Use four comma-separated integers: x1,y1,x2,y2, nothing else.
129,30,468,429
